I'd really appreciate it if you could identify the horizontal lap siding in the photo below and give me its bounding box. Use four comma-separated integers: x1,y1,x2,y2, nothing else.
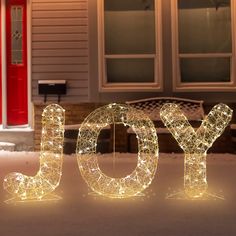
31,0,89,103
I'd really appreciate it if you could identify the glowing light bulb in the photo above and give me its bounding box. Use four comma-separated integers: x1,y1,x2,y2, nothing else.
76,103,159,198
160,103,232,199
3,104,65,200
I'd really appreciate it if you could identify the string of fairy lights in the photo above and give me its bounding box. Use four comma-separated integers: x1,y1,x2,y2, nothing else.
3,104,65,200
160,103,232,198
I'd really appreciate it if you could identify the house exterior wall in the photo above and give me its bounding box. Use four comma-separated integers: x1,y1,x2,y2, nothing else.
88,0,236,104
31,0,89,103
31,0,236,152
31,0,236,104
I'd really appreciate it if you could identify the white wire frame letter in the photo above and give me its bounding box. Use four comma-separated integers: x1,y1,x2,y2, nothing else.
76,103,159,198
3,104,65,201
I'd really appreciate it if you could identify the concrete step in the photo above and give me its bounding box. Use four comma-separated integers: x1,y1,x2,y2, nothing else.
0,142,15,151
0,128,34,151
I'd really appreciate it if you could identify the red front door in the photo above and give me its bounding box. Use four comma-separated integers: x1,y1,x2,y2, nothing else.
0,3,2,124
6,0,27,125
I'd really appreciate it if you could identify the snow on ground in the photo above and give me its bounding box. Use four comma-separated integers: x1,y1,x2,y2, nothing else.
0,151,235,236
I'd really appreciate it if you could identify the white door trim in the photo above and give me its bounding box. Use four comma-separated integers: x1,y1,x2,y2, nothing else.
1,0,32,129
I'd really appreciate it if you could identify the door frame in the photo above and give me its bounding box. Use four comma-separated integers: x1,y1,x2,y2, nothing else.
0,0,32,128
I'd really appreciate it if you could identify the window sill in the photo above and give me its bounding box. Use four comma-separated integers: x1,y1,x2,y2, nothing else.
173,81,236,92
99,83,163,92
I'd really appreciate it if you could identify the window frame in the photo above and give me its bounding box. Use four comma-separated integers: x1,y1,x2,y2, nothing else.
11,5,24,65
98,0,163,92
171,0,236,92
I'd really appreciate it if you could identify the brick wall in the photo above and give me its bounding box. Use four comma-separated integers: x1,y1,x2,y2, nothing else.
34,102,236,153
34,103,101,150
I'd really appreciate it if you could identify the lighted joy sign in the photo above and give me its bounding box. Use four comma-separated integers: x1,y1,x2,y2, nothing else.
2,102,232,201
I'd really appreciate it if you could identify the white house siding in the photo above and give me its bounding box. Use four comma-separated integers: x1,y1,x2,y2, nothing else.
31,0,89,103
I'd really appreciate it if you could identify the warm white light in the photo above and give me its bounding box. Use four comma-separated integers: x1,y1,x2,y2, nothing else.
76,103,159,198
3,104,65,200
160,103,232,198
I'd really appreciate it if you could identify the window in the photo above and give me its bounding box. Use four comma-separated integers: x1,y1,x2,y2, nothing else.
11,6,23,65
98,0,162,91
171,0,236,91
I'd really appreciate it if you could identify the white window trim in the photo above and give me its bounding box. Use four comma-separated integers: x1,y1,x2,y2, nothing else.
98,0,163,92
171,0,236,92
0,0,33,129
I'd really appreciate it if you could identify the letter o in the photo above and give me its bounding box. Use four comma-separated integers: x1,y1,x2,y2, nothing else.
76,103,158,198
